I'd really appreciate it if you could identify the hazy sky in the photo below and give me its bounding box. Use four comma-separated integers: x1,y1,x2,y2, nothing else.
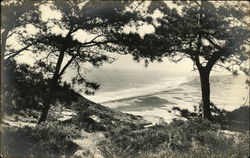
84,53,234,77
97,54,194,73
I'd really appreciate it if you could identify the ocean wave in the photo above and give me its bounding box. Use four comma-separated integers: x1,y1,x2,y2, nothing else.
85,74,248,111
85,76,188,103
112,96,175,112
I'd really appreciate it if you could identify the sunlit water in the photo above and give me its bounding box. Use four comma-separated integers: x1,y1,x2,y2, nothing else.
77,69,249,123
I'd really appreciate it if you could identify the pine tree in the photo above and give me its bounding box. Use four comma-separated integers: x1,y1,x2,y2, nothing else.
113,1,249,120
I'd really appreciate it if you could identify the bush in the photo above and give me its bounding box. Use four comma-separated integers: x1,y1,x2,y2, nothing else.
224,106,250,132
171,104,249,133
1,60,79,116
1,122,81,158
171,102,227,120
100,119,249,158
158,119,221,151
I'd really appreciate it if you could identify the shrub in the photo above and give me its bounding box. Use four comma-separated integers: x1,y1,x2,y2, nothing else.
1,122,80,158
1,60,79,116
171,102,227,120
66,111,106,132
100,119,249,158
224,106,250,132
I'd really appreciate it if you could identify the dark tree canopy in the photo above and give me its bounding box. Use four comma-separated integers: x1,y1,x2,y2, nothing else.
114,1,249,72
1,60,79,115
1,0,43,96
2,0,139,123
1,0,42,59
10,0,138,94
111,1,249,120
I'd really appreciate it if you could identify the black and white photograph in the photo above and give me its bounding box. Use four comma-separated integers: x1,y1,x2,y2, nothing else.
1,0,249,158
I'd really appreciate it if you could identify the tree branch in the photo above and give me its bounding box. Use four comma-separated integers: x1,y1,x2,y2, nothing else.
82,40,111,48
5,42,35,60
58,49,80,77
81,34,107,46
133,1,144,12
203,35,222,50
194,55,204,71
6,30,16,39
205,50,222,71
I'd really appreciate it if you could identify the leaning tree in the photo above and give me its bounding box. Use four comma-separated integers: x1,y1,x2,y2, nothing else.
6,0,138,123
112,1,249,120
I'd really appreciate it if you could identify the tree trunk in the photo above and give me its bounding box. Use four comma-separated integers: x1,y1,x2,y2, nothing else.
199,69,212,120
36,29,72,125
37,102,50,124
37,49,65,124
37,77,59,124
1,29,9,89
37,78,58,124
1,29,9,60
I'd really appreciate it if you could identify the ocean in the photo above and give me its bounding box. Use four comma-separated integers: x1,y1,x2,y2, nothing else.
81,68,249,124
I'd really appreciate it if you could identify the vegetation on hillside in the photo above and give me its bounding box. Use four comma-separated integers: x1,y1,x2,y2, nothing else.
1,111,249,158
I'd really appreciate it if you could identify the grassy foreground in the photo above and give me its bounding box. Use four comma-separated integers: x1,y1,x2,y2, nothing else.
1,103,249,158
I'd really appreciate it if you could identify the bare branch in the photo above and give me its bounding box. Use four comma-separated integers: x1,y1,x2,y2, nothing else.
203,35,222,50
6,31,16,39
82,41,111,48
88,35,105,43
5,42,35,60
58,48,81,77
58,55,76,77
133,1,144,12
